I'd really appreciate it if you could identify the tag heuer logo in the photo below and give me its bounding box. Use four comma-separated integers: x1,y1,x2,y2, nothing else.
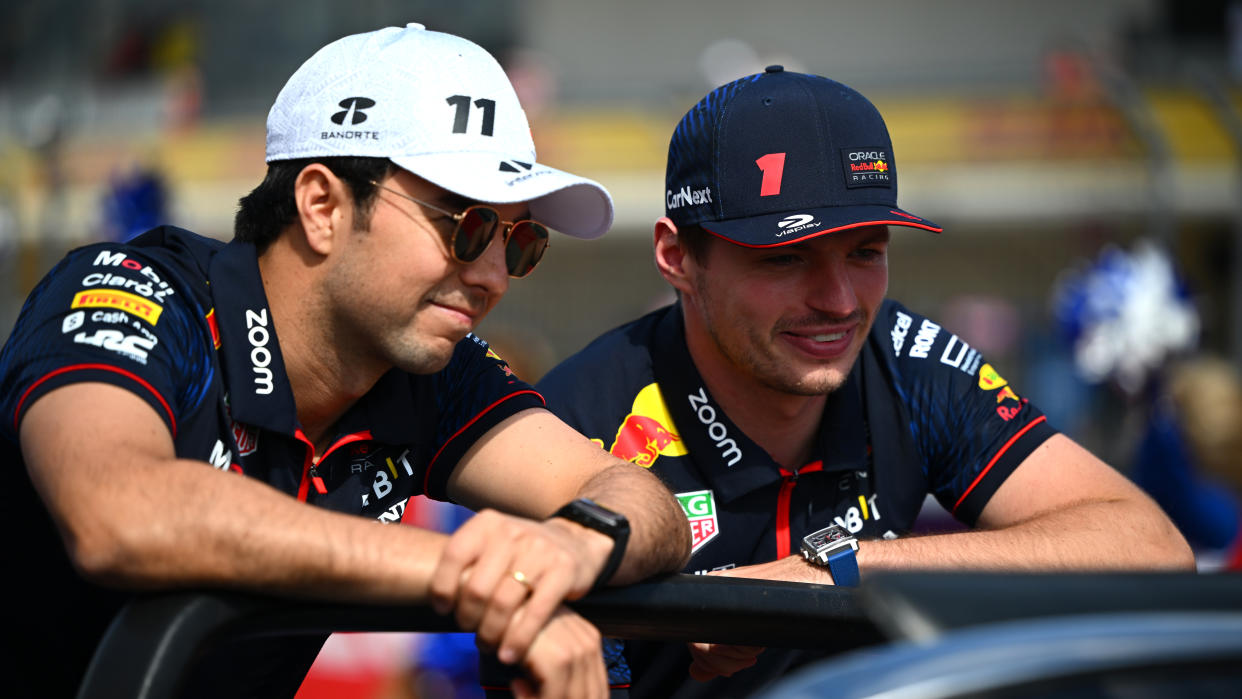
676,490,719,553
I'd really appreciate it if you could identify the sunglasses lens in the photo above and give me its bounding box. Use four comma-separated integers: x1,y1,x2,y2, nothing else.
505,222,550,277
454,207,501,262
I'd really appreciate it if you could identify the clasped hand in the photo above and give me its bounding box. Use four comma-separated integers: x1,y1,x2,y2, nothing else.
429,508,609,698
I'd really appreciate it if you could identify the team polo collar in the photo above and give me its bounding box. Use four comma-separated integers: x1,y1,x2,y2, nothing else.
651,304,869,505
208,241,431,446
209,240,299,434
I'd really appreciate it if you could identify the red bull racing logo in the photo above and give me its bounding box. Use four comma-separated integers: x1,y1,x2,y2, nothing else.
676,489,720,553
978,363,1023,421
607,383,688,467
849,159,888,173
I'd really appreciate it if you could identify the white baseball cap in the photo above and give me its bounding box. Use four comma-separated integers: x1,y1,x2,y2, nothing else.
265,23,613,239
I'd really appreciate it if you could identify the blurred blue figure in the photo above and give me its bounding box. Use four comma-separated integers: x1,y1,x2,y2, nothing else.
1051,239,1240,561
100,167,169,242
1050,239,1198,396
1130,394,1239,553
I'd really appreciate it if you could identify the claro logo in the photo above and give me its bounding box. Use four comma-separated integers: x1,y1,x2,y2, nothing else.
687,388,742,467
246,309,274,395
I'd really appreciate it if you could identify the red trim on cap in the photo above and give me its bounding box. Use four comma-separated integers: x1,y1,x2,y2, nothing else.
14,363,177,436
702,219,942,248
423,390,545,494
952,416,1048,514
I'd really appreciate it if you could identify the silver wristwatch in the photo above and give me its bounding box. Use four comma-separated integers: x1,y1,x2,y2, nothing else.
800,524,860,586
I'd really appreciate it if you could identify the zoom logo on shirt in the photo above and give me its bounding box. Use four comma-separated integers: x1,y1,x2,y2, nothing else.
246,309,274,396
687,387,742,467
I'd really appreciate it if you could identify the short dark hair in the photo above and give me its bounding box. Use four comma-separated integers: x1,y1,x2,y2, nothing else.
234,156,397,253
675,224,714,264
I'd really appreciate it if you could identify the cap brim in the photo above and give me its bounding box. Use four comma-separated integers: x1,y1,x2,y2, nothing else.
700,204,941,247
390,152,614,239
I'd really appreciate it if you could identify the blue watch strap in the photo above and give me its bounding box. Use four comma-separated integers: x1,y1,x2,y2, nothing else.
826,547,860,587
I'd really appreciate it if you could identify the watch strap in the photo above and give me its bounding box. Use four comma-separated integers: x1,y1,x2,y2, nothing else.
550,498,630,590
826,546,860,587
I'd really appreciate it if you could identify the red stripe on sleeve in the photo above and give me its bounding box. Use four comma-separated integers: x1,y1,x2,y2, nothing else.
952,415,1047,514
423,390,544,494
14,363,178,436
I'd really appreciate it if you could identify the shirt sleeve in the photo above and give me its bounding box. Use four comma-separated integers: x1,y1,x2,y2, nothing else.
883,302,1058,525
0,245,215,441
422,333,545,499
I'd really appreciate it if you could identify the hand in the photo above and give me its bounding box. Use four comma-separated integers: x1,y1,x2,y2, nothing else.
687,641,764,681
683,560,826,682
510,607,608,699
429,509,603,665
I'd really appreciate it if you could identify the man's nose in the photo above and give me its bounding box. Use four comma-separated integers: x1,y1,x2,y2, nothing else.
804,257,858,316
459,229,510,296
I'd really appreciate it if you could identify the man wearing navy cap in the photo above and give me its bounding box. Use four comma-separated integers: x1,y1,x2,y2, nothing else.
0,24,689,699
536,66,1192,696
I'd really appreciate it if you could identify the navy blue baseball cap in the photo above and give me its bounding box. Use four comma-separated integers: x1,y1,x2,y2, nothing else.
665,65,940,246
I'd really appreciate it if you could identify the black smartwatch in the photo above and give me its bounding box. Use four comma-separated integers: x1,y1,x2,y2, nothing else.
550,498,630,590
800,524,860,586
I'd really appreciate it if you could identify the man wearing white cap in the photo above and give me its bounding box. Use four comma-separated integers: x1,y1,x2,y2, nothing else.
0,24,689,698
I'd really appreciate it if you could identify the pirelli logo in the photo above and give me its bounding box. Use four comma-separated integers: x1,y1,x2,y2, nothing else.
71,289,164,325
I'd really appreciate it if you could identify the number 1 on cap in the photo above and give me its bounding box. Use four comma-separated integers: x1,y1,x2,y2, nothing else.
755,152,786,196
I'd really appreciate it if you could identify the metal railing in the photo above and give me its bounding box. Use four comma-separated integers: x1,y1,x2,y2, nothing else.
77,571,1242,699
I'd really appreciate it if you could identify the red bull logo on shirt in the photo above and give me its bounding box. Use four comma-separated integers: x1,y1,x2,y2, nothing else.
608,383,688,467
676,489,720,553
485,347,515,377
978,363,1023,421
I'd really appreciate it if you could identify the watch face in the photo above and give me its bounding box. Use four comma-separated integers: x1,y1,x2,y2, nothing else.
806,525,851,549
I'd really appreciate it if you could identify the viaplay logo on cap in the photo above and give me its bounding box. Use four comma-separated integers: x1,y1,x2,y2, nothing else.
776,213,822,237
840,147,892,189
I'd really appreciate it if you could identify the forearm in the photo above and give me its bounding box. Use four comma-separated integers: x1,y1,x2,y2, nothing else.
860,497,1195,574
720,496,1192,589
448,409,692,585
43,455,447,602
575,462,692,584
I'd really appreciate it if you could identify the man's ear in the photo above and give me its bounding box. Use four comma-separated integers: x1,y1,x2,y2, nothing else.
293,164,349,256
654,217,695,295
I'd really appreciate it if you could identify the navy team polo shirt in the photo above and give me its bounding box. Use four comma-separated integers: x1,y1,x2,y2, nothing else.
536,301,1058,698
0,225,543,697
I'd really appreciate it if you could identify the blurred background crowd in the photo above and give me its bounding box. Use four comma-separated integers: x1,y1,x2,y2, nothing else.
4,1,1242,697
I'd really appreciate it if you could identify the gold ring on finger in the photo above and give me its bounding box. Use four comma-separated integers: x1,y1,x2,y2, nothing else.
512,570,532,589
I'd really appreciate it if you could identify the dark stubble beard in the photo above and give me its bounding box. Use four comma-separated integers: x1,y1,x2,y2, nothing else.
694,276,860,397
